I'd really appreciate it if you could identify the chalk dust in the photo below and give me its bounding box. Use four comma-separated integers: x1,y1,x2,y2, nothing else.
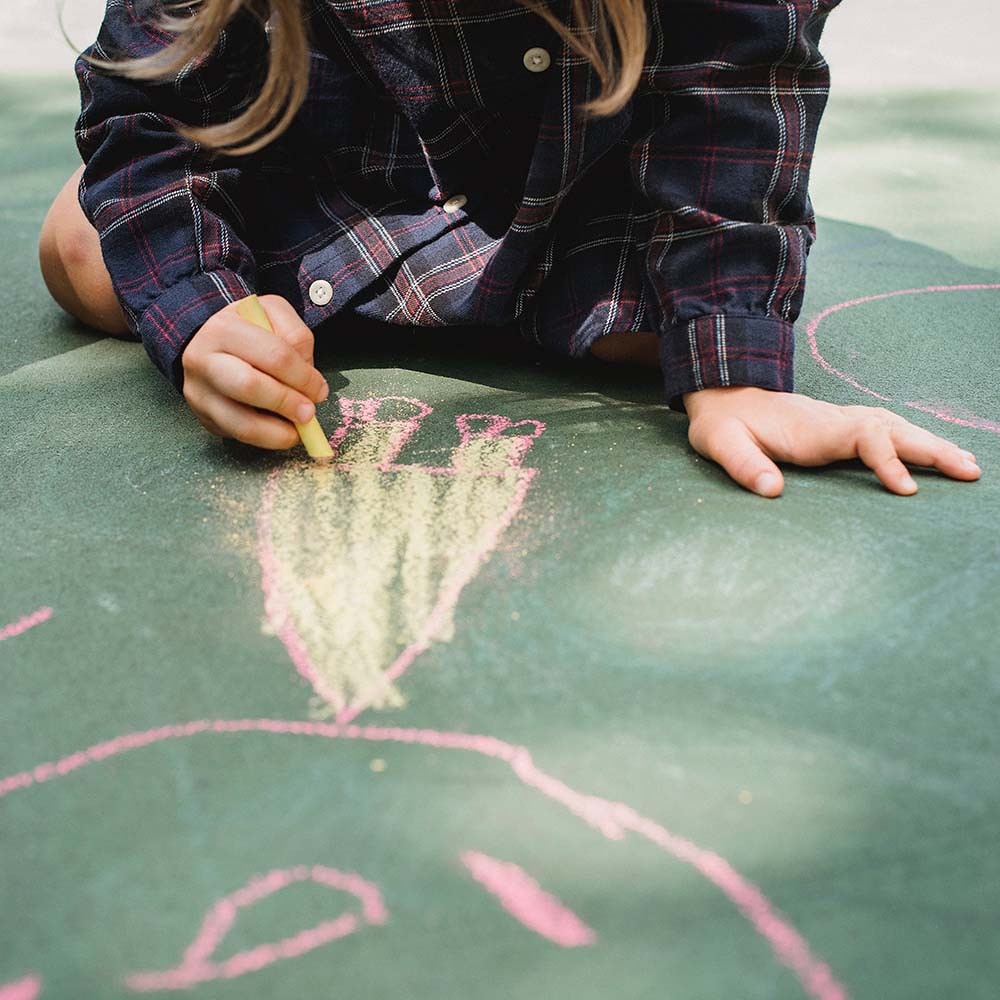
259,399,545,716
206,472,260,562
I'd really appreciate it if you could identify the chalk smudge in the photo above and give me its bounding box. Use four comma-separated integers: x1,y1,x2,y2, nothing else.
125,865,386,991
0,608,53,643
806,284,1000,436
461,850,597,947
0,720,848,1000
257,398,545,719
0,977,41,1000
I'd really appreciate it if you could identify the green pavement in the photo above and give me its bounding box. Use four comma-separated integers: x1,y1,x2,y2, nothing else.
2,75,998,1000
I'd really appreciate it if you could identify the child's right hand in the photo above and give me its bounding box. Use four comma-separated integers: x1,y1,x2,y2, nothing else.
181,295,329,449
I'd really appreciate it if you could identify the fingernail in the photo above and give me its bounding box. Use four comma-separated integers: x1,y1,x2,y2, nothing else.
962,458,980,473
961,450,976,461
296,402,315,424
755,473,781,496
318,380,330,402
901,474,918,492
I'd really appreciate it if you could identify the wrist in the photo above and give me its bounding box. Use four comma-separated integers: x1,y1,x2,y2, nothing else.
682,385,783,418
683,385,746,414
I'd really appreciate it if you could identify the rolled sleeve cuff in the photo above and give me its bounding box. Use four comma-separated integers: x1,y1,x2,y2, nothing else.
135,271,253,391
659,315,795,413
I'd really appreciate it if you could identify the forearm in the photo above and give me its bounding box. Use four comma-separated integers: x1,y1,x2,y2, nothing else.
632,0,843,409
74,0,265,387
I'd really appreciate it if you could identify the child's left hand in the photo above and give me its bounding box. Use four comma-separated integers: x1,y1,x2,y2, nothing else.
682,386,983,497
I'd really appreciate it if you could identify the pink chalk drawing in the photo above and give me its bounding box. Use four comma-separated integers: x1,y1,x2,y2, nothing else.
0,608,53,643
257,397,546,722
125,865,387,991
806,284,1000,436
0,719,847,1000
0,977,41,1000
461,850,597,948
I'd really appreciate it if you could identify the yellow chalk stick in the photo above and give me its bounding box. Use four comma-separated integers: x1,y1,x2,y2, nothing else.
234,295,334,460
295,417,335,460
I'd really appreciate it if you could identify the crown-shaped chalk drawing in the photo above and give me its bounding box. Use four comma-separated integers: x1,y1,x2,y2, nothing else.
256,397,546,722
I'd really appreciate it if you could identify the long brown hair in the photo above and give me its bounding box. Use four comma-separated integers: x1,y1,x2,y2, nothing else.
94,0,647,155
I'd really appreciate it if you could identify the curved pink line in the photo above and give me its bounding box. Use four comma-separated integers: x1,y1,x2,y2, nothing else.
0,719,847,1000
329,396,434,469
461,850,596,947
805,284,1000,435
125,864,386,991
0,976,41,1000
0,608,53,643
900,399,1000,434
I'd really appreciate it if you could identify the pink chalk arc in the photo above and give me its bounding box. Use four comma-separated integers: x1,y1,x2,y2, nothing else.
0,719,847,1000
0,608,53,643
125,864,387,992
805,284,1000,436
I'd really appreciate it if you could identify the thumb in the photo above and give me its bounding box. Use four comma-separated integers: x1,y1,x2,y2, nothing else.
689,416,784,497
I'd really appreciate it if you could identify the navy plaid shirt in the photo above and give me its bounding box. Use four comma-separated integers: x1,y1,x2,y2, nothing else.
75,0,841,407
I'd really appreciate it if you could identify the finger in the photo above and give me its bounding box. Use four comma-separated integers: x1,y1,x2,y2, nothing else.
200,392,301,450
195,413,226,438
222,319,327,403
257,295,318,366
689,416,784,497
855,424,917,494
182,380,224,438
890,424,982,481
204,353,318,426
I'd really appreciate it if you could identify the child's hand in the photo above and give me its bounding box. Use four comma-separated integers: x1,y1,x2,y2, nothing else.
181,295,329,449
682,386,982,497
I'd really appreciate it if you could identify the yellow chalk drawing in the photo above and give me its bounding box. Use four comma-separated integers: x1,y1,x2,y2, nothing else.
257,397,545,721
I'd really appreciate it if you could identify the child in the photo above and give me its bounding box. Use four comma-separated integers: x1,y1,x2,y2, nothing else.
38,0,981,497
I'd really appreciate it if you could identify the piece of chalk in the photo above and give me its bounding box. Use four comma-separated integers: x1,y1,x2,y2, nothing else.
234,295,335,460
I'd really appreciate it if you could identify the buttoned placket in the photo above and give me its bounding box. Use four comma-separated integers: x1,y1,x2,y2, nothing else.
436,46,552,214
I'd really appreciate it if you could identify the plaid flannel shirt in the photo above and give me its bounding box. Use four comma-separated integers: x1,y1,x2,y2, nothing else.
75,0,841,407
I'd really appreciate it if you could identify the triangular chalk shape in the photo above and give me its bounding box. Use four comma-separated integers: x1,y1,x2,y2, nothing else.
257,398,545,719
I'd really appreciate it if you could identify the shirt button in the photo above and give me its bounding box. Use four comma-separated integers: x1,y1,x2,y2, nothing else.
442,193,468,213
308,279,333,306
523,47,551,73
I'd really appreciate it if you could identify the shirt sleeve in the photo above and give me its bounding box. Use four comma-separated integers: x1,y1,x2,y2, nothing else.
74,0,266,389
630,0,842,411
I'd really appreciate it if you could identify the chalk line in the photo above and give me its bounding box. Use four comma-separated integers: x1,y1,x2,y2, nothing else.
0,608,53,643
126,865,386,991
0,719,847,1000
901,399,1000,434
0,976,41,1000
805,284,1000,436
461,850,597,948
